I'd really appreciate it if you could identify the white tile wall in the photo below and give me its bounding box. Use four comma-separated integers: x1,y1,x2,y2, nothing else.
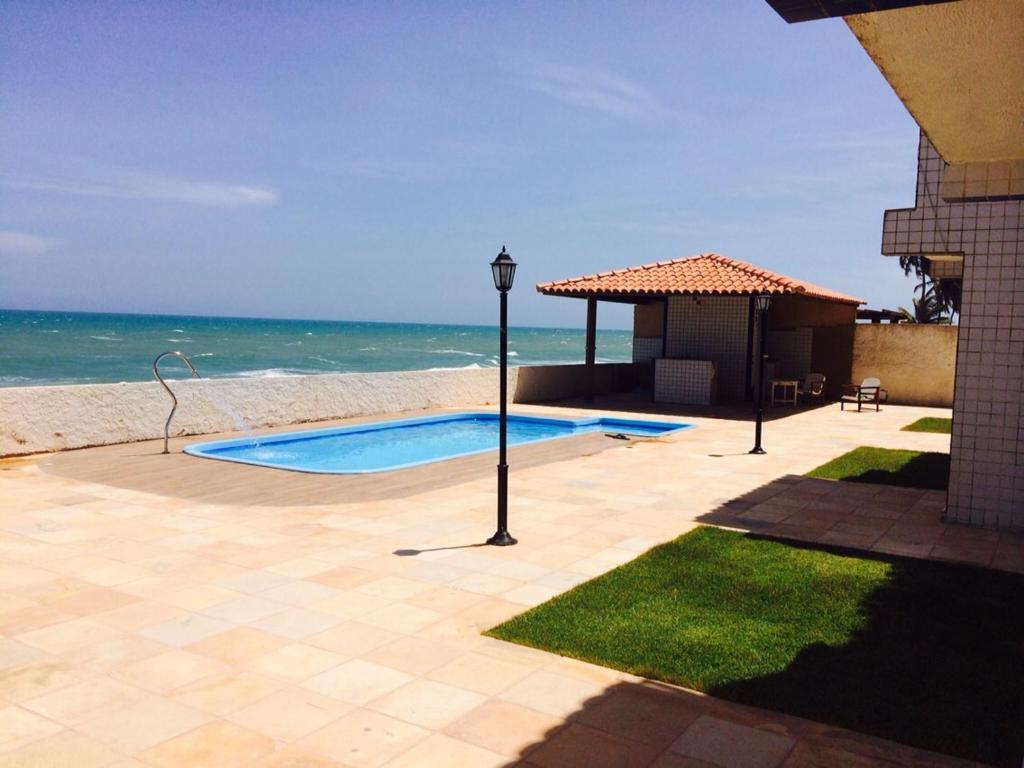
654,358,716,405
882,133,1024,530
665,295,750,402
632,336,663,363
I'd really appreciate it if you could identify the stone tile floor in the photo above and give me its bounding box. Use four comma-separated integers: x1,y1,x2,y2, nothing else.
0,401,1009,767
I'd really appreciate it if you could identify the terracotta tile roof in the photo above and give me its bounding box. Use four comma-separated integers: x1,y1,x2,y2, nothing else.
536,252,863,305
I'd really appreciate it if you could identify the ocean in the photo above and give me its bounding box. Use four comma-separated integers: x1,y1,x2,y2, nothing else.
0,309,633,387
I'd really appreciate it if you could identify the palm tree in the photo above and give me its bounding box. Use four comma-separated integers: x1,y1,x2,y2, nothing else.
899,255,961,315
899,283,952,324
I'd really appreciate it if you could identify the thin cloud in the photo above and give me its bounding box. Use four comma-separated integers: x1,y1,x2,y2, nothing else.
0,231,58,257
519,61,656,118
3,166,278,207
330,140,526,180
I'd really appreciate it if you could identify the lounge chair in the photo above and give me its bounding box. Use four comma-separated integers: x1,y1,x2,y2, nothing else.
797,373,826,402
840,377,887,412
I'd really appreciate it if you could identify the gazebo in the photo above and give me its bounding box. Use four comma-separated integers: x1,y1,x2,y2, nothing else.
537,253,863,405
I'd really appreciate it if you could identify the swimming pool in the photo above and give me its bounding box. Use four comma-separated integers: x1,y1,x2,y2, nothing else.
184,411,692,474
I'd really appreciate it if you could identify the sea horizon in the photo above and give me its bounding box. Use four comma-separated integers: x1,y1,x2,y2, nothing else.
0,307,634,387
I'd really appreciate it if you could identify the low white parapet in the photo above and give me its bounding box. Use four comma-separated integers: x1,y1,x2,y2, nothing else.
0,367,515,457
0,362,644,457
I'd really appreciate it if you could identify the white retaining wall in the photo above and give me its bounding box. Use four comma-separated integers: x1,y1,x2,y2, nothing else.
0,367,517,457
0,363,643,457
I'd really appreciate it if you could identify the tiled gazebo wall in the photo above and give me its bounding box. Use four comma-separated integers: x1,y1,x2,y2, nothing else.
665,295,749,402
882,133,1024,530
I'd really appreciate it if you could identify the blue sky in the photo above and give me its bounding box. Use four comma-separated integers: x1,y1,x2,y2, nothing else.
0,1,923,330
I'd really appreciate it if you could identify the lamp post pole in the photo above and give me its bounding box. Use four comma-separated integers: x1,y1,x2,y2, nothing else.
750,293,771,455
488,247,517,546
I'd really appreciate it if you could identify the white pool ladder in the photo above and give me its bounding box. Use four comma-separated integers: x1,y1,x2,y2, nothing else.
153,351,201,454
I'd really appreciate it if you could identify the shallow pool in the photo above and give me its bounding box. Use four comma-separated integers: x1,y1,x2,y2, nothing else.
184,411,692,474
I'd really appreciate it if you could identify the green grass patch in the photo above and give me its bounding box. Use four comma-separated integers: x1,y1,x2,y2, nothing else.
488,527,1024,766
902,417,952,434
806,446,948,490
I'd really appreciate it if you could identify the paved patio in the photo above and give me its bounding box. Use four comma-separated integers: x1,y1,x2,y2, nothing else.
0,401,1005,767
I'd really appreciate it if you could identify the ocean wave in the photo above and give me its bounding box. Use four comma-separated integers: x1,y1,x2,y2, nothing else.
431,349,484,357
358,347,376,352
508,351,519,357
195,352,215,357
89,335,121,342
309,355,341,365
285,341,303,346
41,329,60,333
232,368,313,378
425,363,484,371
170,329,184,333
305,332,313,336
165,338,192,343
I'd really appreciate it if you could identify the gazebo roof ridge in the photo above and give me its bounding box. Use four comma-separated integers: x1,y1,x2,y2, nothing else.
536,252,863,305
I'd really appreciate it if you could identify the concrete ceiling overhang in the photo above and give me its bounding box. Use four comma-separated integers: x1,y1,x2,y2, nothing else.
844,0,1024,165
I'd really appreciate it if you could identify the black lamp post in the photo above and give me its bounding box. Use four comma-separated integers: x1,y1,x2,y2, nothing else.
488,246,517,546
750,292,772,455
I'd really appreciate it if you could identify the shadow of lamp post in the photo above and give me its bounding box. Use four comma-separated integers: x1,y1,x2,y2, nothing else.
750,291,771,455
488,246,518,546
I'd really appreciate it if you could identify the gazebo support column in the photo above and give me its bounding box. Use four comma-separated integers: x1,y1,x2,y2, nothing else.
584,297,597,403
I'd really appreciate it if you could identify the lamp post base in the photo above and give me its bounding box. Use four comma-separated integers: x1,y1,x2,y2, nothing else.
486,530,518,547
749,446,766,455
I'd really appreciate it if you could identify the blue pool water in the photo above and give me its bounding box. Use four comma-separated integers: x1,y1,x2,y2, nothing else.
184,412,692,474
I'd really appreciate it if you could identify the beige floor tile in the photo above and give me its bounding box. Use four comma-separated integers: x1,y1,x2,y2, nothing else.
499,670,608,717
249,746,350,767
308,565,379,590
444,698,564,756
22,678,145,726
298,708,429,767
0,640,46,673
302,659,412,705
244,642,346,683
45,586,140,617
354,576,434,601
228,686,354,741
214,570,292,595
427,650,535,695
186,626,288,664
0,661,80,703
137,720,275,768
308,591,394,620
670,715,795,768
361,635,466,677
380,732,506,768
17,617,124,655
159,585,240,611
171,670,284,715
0,730,122,768
137,612,234,647
92,601,184,632
404,585,485,614
0,605,75,636
200,595,287,624
0,704,64,751
307,621,400,657
64,634,167,672
260,579,338,606
367,678,485,729
358,603,442,634
114,649,227,694
74,692,212,754
248,606,343,640
525,722,660,768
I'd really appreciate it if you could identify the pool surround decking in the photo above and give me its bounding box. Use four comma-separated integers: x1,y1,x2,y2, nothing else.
0,400,1013,767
